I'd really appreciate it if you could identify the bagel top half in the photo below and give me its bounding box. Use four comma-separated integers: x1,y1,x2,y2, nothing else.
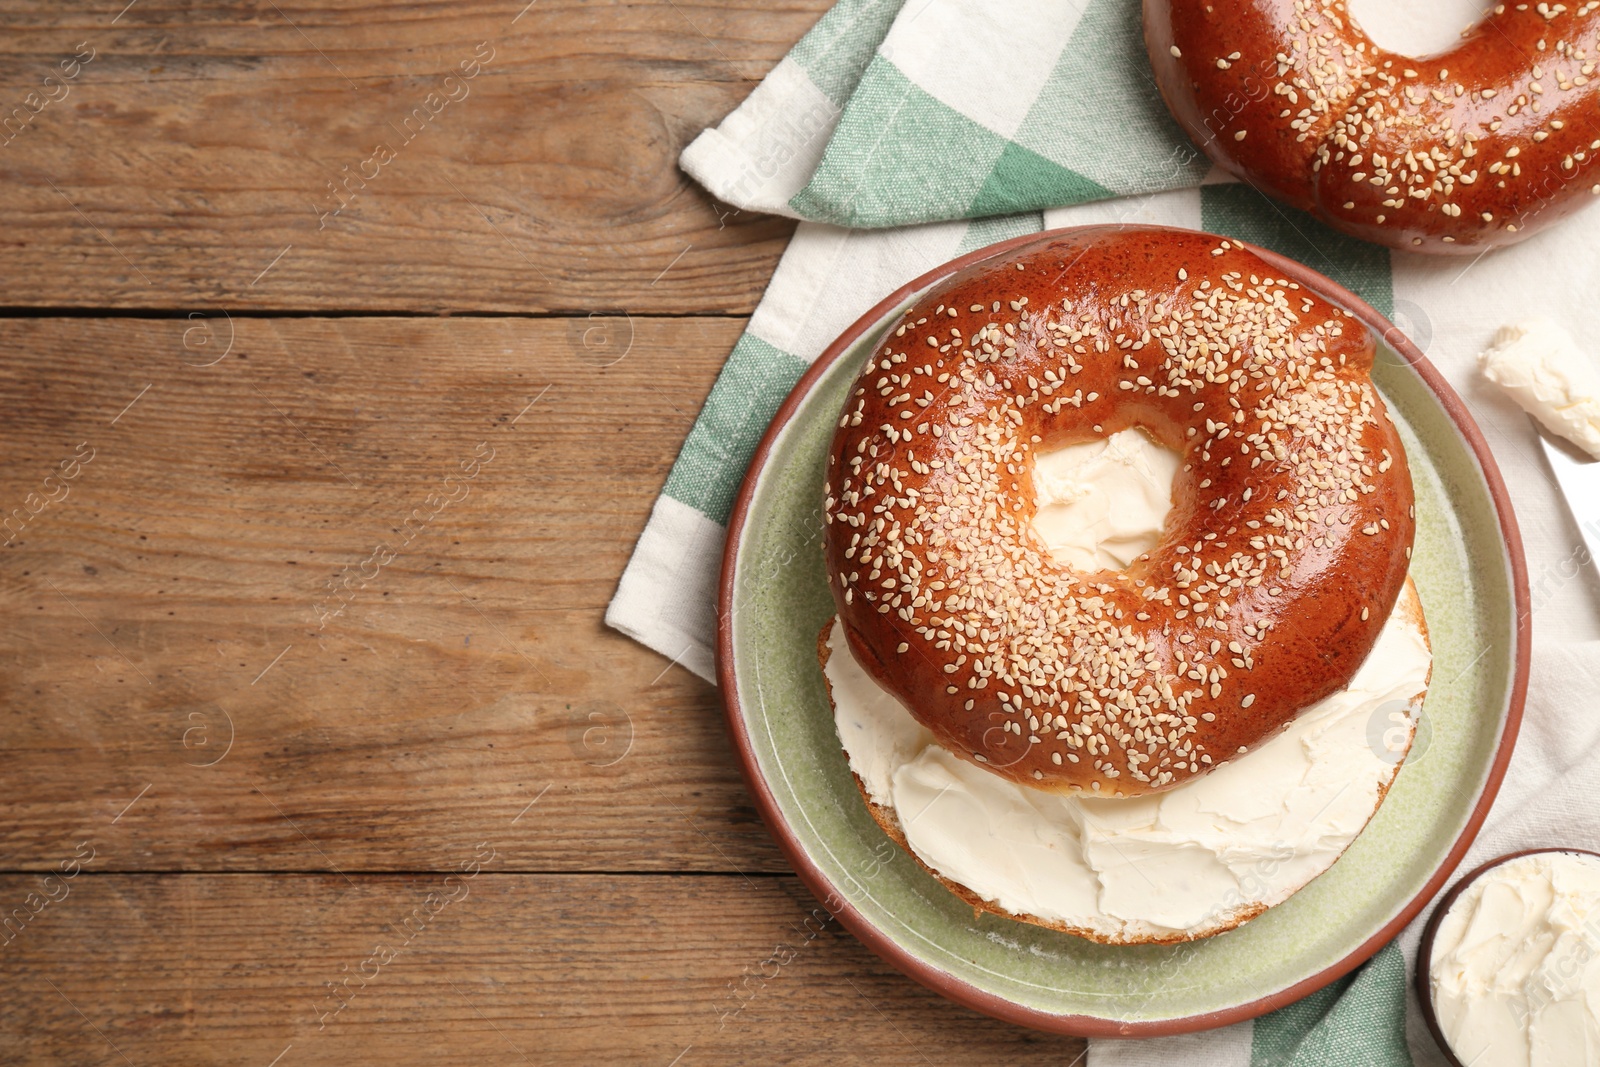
1144,0,1600,253
821,226,1415,799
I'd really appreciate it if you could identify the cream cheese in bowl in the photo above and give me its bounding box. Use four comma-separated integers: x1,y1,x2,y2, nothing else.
1425,850,1600,1067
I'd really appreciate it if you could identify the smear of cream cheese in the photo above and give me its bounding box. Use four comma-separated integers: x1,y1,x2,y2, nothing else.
1430,851,1600,1067
1346,0,1492,58
826,428,1431,940
1029,428,1179,570
1481,319,1600,459
826,595,1428,940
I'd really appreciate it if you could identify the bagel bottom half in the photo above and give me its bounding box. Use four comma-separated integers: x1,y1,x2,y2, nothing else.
819,580,1431,945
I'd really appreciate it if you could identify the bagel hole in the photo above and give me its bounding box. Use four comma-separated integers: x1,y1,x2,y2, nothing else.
1346,0,1493,57
1030,427,1179,573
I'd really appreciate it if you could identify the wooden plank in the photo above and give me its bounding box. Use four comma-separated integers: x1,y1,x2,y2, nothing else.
0,873,1086,1063
0,0,824,312
0,314,798,872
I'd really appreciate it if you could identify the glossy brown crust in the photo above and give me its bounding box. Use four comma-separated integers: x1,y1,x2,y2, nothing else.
822,227,1415,797
1144,0,1600,253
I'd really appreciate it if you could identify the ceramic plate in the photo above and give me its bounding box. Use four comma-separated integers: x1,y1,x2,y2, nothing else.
717,227,1530,1037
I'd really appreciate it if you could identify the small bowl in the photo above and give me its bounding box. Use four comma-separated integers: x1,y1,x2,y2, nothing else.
1416,847,1600,1066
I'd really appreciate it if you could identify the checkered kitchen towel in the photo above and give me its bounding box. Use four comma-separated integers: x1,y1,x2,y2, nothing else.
607,0,1600,1061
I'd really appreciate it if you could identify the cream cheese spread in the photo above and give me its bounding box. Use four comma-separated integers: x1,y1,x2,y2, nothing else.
1029,428,1180,571
824,429,1432,941
1429,851,1600,1067
1481,320,1600,460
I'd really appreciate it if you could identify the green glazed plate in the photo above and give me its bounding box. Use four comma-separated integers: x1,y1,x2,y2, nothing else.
716,227,1530,1038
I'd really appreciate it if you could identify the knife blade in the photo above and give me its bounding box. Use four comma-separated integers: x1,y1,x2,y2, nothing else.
1536,420,1600,566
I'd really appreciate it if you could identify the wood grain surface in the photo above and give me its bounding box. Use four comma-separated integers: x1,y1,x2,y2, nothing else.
0,873,1085,1065
0,0,816,313
0,1,1093,1062
0,315,791,873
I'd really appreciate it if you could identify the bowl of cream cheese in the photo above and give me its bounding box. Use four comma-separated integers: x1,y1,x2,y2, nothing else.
1419,848,1600,1067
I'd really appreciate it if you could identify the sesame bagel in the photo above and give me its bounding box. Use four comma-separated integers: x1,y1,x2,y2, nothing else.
819,577,1429,944
1144,0,1600,253
821,226,1415,798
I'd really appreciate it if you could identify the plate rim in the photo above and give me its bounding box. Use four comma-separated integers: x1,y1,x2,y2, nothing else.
716,224,1531,1038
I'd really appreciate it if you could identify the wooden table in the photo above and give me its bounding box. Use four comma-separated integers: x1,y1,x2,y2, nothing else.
0,3,1088,1062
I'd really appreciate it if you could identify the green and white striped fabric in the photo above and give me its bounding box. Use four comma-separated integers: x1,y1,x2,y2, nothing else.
606,0,1600,1061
